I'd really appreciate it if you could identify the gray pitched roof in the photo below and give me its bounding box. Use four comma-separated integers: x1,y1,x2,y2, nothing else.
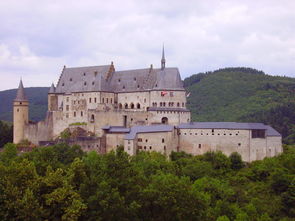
178,122,281,137
102,126,130,133
49,83,56,93
125,125,174,140
15,80,28,101
55,65,112,94
54,64,184,94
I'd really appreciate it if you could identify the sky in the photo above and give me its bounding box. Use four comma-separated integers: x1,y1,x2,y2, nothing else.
0,0,294,91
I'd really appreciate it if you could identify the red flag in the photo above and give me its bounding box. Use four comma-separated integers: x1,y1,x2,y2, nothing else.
161,91,168,96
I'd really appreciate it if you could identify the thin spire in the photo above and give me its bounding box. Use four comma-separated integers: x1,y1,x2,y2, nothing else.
49,82,56,93
161,44,166,70
15,79,28,101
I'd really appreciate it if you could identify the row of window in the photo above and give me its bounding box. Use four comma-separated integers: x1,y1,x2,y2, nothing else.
180,132,240,136
138,146,167,150
119,103,141,109
137,138,165,143
152,102,185,107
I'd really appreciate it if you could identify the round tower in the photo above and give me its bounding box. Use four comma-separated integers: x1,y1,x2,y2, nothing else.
13,79,29,144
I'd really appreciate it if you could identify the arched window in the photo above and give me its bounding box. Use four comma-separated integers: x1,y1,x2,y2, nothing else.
130,103,135,109
182,102,185,107
119,103,123,109
124,103,128,109
91,114,95,122
137,103,140,109
160,102,162,107
161,117,168,124
177,102,180,107
163,102,166,107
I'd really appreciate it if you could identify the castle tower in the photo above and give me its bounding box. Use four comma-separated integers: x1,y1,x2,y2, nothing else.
13,79,29,144
161,45,166,70
48,83,58,111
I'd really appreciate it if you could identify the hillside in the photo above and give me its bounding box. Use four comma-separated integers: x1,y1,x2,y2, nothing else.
0,87,49,122
184,67,295,144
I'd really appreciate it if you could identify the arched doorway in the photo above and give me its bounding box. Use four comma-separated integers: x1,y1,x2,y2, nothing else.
130,103,135,109
161,117,168,124
137,103,140,109
124,103,128,109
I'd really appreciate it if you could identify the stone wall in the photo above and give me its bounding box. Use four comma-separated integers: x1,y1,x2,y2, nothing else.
24,112,53,145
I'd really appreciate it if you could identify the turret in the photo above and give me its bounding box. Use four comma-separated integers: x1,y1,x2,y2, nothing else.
161,45,166,70
13,79,29,144
48,83,58,111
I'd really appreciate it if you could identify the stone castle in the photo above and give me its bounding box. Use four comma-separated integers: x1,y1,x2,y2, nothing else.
13,48,282,162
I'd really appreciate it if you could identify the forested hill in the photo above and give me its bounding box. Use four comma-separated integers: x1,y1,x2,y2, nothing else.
0,87,49,122
184,67,295,144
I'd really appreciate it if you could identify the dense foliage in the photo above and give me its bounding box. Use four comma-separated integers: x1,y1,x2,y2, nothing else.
185,67,295,143
0,121,13,147
0,143,294,220
0,87,49,122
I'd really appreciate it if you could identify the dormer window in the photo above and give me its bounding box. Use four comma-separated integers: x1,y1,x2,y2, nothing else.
84,82,87,86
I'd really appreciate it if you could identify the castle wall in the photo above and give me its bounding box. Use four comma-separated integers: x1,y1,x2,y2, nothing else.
148,110,190,125
117,91,150,110
105,133,125,152
150,90,186,108
179,128,252,161
24,112,53,145
125,130,178,156
266,136,283,158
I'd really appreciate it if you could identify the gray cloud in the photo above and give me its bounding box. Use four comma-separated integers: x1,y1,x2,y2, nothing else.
0,0,294,90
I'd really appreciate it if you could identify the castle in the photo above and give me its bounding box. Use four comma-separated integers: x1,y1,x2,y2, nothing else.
13,48,283,162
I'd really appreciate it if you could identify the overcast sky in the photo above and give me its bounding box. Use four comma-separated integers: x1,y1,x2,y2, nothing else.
0,0,294,91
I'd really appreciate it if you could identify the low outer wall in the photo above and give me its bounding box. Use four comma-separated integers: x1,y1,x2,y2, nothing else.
24,112,53,145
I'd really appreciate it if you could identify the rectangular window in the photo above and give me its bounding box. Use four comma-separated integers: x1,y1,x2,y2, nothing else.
252,129,265,138
138,138,142,142
94,98,97,103
74,112,76,117
66,105,69,111
66,97,69,102
89,98,92,103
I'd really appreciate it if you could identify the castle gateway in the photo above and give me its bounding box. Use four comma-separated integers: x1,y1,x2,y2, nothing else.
13,49,282,162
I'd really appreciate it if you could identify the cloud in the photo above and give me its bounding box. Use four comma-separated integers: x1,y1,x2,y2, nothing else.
0,0,294,90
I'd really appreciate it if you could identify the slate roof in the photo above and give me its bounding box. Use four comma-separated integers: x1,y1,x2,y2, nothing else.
125,125,174,140
102,126,130,133
54,64,184,94
178,122,281,137
49,83,55,93
15,80,28,101
55,65,111,94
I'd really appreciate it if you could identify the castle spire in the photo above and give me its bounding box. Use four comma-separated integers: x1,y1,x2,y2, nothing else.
15,79,28,101
161,44,166,70
49,83,56,94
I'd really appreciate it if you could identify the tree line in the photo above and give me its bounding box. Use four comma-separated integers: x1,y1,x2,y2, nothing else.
0,121,13,147
0,143,294,221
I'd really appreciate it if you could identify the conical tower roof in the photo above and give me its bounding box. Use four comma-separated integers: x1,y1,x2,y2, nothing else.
15,79,28,101
49,83,56,93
